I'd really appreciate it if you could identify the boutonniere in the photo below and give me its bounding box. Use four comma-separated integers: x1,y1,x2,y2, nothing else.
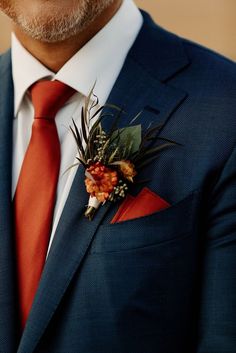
69,89,177,220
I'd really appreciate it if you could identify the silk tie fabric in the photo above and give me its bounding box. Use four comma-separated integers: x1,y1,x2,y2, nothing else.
14,80,75,329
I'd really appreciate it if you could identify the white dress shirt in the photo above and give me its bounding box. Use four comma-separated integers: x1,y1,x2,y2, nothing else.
11,0,143,252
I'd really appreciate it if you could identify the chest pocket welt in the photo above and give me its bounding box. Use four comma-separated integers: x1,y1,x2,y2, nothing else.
89,191,200,254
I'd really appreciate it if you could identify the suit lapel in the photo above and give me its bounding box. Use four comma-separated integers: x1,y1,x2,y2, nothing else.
18,13,189,353
0,51,19,353
103,55,188,132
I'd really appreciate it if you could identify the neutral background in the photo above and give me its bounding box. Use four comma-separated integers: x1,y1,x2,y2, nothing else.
0,0,235,60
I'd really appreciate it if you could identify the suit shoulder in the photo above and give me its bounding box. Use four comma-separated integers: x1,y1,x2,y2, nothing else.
152,28,236,143
181,37,236,80
150,22,236,80
139,13,236,86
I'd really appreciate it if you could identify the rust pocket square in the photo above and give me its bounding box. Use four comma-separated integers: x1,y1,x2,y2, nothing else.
111,187,170,224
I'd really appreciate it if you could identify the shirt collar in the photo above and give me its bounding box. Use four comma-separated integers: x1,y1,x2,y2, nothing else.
12,0,143,116
12,35,53,116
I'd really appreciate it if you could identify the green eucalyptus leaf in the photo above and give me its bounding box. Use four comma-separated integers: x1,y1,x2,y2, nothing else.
111,125,142,156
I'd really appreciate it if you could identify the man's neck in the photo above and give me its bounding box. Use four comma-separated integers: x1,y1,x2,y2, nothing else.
13,0,122,73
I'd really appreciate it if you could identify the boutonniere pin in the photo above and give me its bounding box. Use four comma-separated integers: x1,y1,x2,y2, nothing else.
69,89,177,220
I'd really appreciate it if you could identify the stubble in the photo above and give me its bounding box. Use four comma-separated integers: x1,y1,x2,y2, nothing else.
0,0,116,42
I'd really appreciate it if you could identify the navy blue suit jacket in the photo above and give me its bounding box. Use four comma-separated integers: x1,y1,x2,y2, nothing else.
0,12,236,353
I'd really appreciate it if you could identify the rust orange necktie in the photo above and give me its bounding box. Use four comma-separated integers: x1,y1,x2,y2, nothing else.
14,80,75,329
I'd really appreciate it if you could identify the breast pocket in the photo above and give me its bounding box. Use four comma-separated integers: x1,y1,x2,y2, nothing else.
89,190,200,254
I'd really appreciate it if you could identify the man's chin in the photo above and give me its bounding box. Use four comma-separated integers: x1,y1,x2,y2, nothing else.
5,0,117,43
14,22,80,43
12,8,85,43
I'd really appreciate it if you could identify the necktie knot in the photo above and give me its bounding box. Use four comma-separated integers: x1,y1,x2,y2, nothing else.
30,80,76,119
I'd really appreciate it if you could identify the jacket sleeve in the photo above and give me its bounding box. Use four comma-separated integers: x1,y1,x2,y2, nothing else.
197,144,236,352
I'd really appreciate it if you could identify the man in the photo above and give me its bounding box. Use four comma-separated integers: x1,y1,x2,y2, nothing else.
0,0,236,352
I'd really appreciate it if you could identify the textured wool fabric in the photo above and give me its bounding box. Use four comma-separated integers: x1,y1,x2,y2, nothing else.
0,10,236,353
14,81,75,328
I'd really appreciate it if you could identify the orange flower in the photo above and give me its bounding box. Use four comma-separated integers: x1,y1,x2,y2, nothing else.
119,160,137,182
85,163,118,203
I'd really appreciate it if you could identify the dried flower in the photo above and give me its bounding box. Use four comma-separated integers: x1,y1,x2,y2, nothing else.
117,160,137,182
85,162,118,203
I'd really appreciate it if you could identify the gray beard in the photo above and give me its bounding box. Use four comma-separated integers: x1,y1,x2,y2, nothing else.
0,0,115,42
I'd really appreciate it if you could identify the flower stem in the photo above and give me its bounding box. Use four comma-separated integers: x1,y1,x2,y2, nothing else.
84,206,97,221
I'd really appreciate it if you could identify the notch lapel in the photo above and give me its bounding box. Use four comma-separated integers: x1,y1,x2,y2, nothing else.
0,51,19,353
18,13,189,353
